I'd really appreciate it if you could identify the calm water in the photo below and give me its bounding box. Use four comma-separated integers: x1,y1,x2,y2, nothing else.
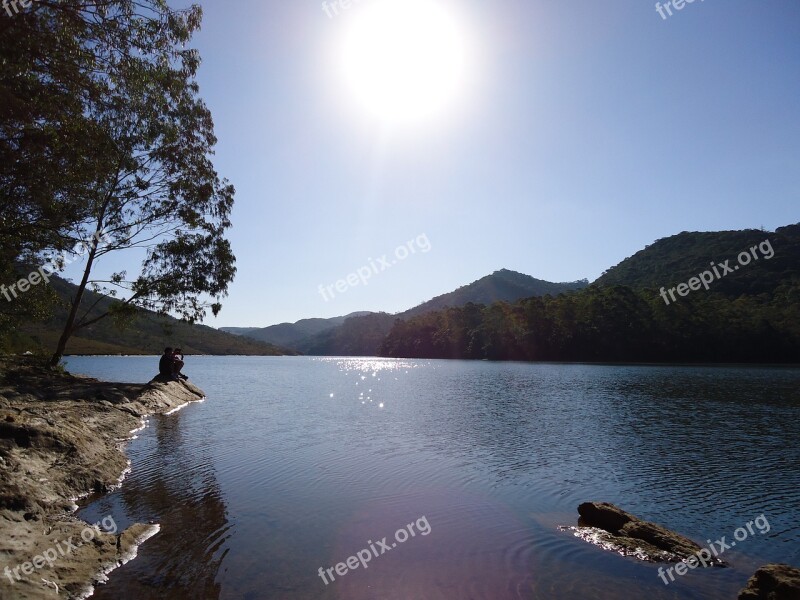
63,356,800,600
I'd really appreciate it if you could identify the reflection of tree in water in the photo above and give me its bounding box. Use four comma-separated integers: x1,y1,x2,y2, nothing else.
94,410,231,600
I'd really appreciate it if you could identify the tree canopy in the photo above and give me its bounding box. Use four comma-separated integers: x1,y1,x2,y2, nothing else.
0,1,237,365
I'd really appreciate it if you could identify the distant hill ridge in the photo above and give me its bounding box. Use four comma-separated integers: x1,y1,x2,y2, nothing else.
221,312,372,348
378,223,800,363
225,224,800,358
10,275,292,356
402,269,588,317
225,270,589,355
18,223,797,359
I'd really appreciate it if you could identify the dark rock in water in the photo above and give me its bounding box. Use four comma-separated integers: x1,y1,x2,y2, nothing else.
563,502,726,566
577,502,637,532
738,564,800,599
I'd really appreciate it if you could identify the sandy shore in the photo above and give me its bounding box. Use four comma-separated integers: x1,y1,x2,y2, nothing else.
0,357,205,599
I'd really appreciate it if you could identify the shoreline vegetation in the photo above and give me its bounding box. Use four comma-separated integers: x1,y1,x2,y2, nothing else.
0,356,205,599
375,281,800,363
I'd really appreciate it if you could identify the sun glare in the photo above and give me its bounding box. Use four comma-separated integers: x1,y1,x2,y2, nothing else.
338,0,470,125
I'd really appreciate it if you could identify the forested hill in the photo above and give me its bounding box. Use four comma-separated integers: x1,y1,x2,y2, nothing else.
295,313,398,356
378,284,800,363
595,224,800,295
223,270,588,356
402,269,588,317
378,224,800,363
5,276,292,356
287,271,587,355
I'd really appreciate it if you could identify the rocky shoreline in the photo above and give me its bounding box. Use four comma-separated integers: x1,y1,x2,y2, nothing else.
0,357,205,599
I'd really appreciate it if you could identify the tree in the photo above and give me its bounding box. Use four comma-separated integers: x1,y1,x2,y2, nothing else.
18,0,239,366
1,1,112,334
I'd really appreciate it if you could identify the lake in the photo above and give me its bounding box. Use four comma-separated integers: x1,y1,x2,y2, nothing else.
63,356,800,599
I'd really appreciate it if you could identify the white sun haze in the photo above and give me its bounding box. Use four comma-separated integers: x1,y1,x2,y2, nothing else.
338,0,470,125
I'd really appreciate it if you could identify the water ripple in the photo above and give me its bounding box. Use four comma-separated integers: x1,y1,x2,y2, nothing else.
64,357,800,600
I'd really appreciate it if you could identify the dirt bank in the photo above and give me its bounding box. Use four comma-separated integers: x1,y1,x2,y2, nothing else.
0,357,205,599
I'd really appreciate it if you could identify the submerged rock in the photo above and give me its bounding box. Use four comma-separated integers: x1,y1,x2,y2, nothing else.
738,564,800,599
562,502,725,566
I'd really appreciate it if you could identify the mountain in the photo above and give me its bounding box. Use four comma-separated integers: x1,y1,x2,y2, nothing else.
295,313,398,356
238,270,589,356
9,275,293,356
378,223,800,363
595,224,800,295
378,282,800,363
221,312,373,348
402,269,588,318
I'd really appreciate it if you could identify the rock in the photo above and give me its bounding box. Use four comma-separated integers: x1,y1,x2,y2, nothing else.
569,502,725,566
577,501,636,532
618,519,709,561
102,376,206,418
0,357,207,599
738,564,800,599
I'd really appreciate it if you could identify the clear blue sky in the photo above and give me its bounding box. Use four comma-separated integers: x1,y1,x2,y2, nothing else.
109,0,800,327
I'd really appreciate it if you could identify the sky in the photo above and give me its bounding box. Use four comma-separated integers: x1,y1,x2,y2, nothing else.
70,0,800,328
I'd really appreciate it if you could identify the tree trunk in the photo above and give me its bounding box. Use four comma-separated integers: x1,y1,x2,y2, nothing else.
49,229,102,367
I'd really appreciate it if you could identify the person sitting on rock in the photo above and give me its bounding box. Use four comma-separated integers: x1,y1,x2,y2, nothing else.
172,348,188,381
159,347,174,378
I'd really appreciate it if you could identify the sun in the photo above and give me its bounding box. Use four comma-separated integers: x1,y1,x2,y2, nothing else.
338,0,470,125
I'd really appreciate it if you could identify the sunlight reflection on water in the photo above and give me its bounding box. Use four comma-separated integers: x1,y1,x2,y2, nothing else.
65,357,800,600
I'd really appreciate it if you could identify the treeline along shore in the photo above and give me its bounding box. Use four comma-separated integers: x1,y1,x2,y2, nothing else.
377,282,800,363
